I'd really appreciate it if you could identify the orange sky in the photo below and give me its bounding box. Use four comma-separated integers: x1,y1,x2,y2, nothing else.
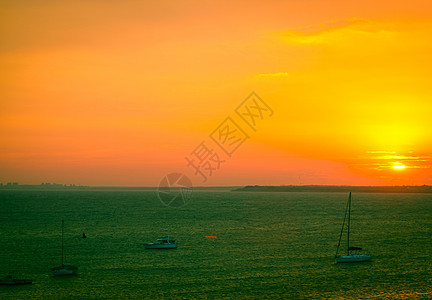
1,0,431,186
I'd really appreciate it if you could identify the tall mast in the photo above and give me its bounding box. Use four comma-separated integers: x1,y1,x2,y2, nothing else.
61,220,64,265
335,193,350,258
347,192,351,256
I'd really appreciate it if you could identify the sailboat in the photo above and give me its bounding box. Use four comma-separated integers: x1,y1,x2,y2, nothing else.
0,258,33,285
51,220,78,276
335,192,371,263
0,274,32,285
144,236,177,249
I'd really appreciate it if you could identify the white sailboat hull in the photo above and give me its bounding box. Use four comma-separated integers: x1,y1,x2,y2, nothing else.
144,243,177,249
52,263,78,276
144,236,177,249
52,268,76,276
336,254,371,263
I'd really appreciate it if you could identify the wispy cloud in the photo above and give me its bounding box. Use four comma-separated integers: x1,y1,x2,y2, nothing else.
254,72,291,78
366,150,396,154
289,18,367,34
278,18,395,44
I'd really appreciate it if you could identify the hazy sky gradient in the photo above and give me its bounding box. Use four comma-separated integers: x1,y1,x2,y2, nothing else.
1,0,431,186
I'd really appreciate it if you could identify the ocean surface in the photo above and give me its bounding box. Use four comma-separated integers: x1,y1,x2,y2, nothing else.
1,189,431,299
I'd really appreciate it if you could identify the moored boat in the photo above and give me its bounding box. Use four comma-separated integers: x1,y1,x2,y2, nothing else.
336,254,371,263
52,263,78,276
144,236,177,249
0,274,32,285
52,220,78,276
335,192,371,263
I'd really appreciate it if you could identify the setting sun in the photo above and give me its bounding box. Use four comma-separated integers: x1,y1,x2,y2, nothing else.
393,162,406,170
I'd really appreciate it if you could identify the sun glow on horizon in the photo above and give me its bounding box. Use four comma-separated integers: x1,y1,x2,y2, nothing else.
392,162,406,170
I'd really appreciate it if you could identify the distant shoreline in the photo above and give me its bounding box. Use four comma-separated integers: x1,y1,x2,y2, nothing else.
0,185,236,191
1,184,431,193
233,185,432,193
0,185,154,191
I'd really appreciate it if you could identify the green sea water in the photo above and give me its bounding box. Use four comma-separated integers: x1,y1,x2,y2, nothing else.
1,189,431,299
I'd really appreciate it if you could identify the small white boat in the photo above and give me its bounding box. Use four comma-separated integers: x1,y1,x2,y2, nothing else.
335,192,371,263
52,220,78,276
336,254,371,263
144,236,177,249
52,263,78,276
0,274,32,285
